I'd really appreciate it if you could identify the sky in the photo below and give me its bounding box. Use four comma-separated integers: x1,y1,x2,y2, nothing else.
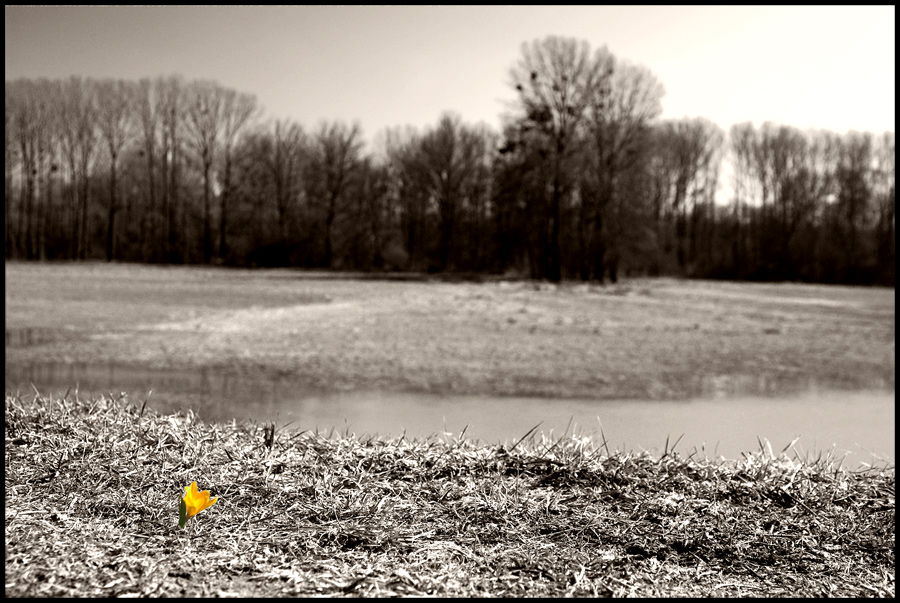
5,6,896,150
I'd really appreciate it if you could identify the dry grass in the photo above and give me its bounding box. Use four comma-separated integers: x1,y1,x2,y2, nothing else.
6,391,894,597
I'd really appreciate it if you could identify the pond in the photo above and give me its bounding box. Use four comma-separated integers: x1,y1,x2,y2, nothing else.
6,360,894,469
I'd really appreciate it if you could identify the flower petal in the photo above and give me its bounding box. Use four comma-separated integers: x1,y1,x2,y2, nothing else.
182,482,218,520
183,482,203,518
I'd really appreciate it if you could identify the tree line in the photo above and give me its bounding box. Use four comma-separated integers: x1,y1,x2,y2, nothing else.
5,36,894,285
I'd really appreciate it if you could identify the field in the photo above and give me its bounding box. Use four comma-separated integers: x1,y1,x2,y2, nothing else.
4,262,896,597
5,261,895,400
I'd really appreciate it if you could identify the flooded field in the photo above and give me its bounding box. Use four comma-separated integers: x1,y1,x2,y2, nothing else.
5,262,895,467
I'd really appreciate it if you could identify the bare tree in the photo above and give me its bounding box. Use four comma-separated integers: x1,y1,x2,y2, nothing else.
834,131,874,280
76,79,98,259
158,75,184,261
30,81,54,260
459,124,497,271
56,81,80,258
5,84,14,257
7,81,31,258
308,121,363,268
217,89,258,262
509,36,607,281
727,122,757,275
587,57,664,282
35,79,64,261
773,127,834,278
412,113,487,270
263,119,305,259
185,80,224,264
356,157,392,269
872,132,894,283
727,123,842,280
654,118,723,272
56,77,98,260
7,80,50,259
136,78,160,261
381,125,426,269
96,79,134,261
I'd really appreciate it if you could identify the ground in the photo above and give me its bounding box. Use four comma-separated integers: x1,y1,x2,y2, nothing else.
4,262,895,401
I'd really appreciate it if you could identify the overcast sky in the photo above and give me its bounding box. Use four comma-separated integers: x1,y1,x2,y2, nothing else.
6,6,895,147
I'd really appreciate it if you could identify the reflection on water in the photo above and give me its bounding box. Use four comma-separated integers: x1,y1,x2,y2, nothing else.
5,360,894,469
5,328,64,348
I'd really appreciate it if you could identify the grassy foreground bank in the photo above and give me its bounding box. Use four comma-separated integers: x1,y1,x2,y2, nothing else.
5,392,894,597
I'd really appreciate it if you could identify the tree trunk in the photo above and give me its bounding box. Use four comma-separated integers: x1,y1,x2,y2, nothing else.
67,161,78,259
439,203,454,271
147,143,158,263
324,201,336,269
547,174,562,282
577,189,590,281
40,159,55,261
203,161,212,264
592,208,606,283
5,161,13,258
219,155,231,262
79,168,90,260
106,155,118,261
173,144,186,263
20,149,33,259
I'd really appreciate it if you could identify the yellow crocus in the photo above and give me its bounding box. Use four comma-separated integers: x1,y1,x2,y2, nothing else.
179,481,218,528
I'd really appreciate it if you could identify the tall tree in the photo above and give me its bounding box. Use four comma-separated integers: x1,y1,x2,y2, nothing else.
381,125,426,269
459,124,496,271
8,80,34,258
136,78,161,261
834,131,874,282
727,122,758,276
96,79,134,261
36,79,64,260
5,83,15,258
413,113,488,270
308,121,363,268
59,77,98,260
217,89,258,262
586,57,664,281
7,79,57,259
872,132,894,284
508,36,606,281
158,76,184,262
668,118,722,273
263,119,305,262
185,80,224,264
356,157,393,269
56,80,80,259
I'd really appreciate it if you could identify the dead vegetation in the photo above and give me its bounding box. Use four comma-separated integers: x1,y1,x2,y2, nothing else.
5,391,894,597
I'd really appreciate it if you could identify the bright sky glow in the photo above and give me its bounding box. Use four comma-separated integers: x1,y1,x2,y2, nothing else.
6,6,895,147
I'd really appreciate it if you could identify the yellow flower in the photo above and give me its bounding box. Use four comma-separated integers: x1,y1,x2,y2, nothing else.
179,481,218,528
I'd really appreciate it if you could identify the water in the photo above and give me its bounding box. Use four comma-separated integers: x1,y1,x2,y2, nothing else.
5,360,894,468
